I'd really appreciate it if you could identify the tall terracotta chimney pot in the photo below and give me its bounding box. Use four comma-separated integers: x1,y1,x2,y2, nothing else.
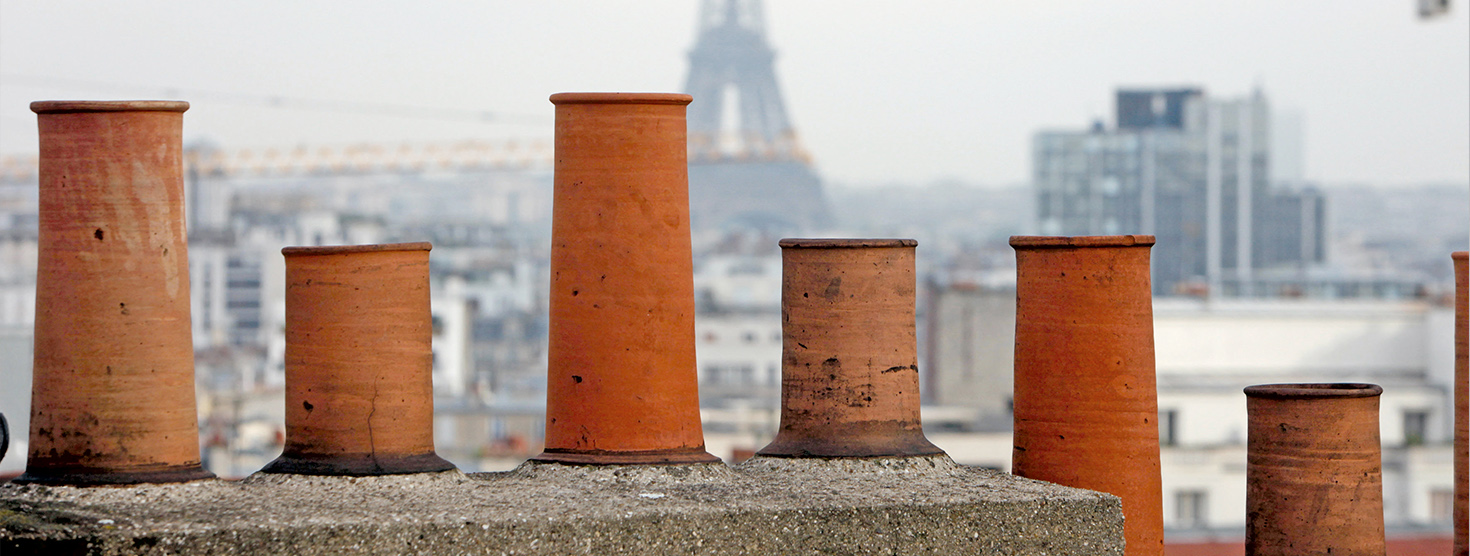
1009,234,1162,556
1453,251,1467,556
19,101,214,485
534,92,716,465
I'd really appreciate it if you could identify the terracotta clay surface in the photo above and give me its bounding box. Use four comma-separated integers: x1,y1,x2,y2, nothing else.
1009,234,1163,556
260,243,454,475
1244,383,1386,556
536,92,716,464
19,101,213,485
757,239,943,457
1455,251,1467,556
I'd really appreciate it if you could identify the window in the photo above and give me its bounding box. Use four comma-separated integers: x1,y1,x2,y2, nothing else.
1403,410,1429,446
1175,490,1208,528
702,365,724,385
1159,409,1178,447
225,299,260,310
729,365,754,386
1431,489,1453,523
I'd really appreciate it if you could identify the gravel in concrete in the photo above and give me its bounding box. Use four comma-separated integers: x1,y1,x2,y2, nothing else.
1,455,1122,555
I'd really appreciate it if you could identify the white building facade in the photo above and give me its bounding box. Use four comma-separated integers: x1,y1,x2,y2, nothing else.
923,294,1457,533
1152,298,1455,532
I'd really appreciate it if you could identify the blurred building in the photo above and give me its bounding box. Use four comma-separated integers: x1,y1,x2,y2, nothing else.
922,289,1458,534
1034,87,1327,296
922,282,1014,431
692,252,782,412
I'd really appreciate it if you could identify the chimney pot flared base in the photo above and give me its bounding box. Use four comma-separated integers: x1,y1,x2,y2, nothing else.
13,464,214,486
531,448,720,465
258,452,456,476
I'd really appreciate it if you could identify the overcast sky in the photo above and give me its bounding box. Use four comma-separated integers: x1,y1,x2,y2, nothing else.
1,1,1466,187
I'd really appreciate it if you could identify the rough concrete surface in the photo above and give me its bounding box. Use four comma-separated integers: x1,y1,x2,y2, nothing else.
0,454,1123,555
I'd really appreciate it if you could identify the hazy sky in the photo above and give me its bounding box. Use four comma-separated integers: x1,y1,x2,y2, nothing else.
1,1,1466,187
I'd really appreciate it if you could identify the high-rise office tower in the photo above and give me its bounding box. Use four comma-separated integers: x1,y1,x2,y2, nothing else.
1034,88,1325,296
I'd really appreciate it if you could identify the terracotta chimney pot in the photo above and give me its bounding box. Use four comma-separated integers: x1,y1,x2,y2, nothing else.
757,238,942,458
1244,383,1386,556
260,243,455,475
19,101,213,485
1009,234,1162,556
534,93,716,465
1453,251,1467,556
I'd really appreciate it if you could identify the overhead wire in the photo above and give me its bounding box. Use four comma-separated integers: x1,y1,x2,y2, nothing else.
0,74,547,126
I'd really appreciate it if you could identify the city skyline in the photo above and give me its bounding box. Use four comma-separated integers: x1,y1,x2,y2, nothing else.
0,0,1466,188
0,4,1464,534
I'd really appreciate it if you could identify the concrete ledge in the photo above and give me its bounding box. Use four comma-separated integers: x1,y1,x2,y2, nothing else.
1,455,1122,555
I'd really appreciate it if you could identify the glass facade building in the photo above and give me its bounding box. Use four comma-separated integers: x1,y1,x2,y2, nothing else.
1034,88,1325,296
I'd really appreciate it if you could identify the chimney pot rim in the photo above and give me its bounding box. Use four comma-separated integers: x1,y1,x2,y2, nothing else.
550,93,692,106
282,242,432,256
1244,382,1383,400
1009,235,1155,249
31,100,189,114
779,238,917,249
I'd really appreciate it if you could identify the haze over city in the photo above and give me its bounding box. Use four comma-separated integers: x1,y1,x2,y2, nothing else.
1,0,1466,187
2,1,1470,552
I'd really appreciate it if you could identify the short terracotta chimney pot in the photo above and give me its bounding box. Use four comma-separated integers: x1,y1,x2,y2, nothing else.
260,243,455,475
1244,383,1386,556
534,93,716,464
1009,234,1163,556
757,238,943,458
18,101,214,485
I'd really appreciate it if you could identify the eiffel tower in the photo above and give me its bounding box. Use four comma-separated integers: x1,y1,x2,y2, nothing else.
682,0,831,233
